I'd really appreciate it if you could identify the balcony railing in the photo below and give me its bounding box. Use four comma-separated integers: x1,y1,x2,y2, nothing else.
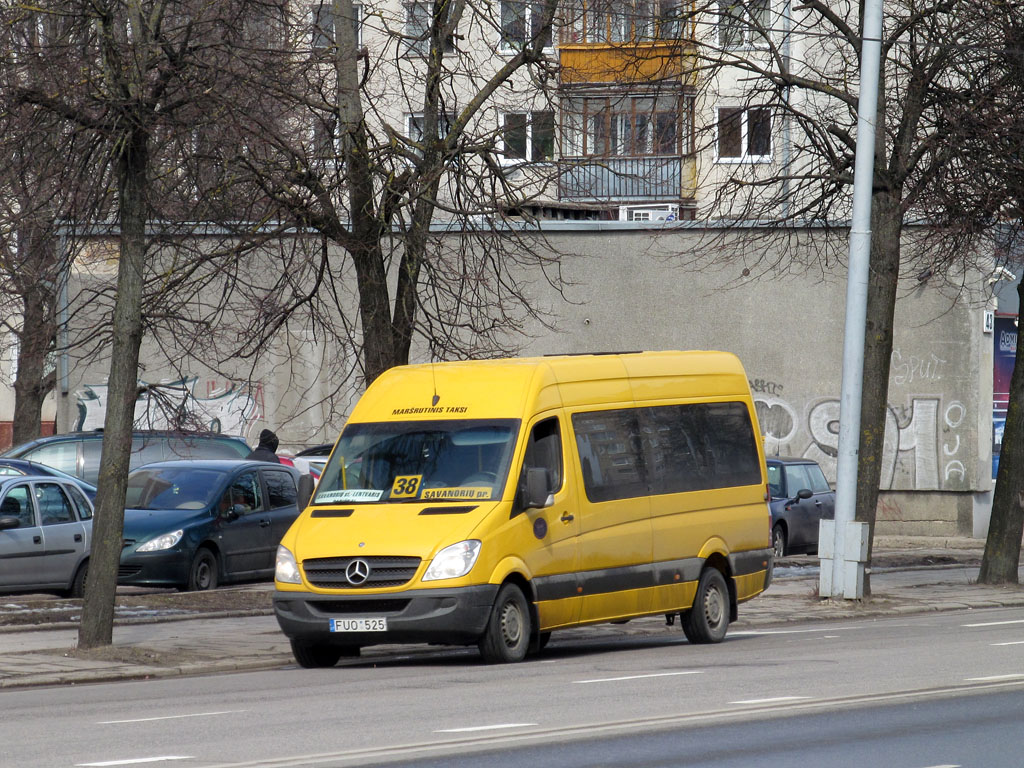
557,155,695,202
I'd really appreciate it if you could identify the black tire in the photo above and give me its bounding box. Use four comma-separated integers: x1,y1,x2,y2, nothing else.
187,548,219,591
772,524,787,558
682,568,730,644
68,560,88,599
290,639,344,668
478,583,531,663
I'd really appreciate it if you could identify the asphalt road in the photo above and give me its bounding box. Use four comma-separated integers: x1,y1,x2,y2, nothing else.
5,605,1024,767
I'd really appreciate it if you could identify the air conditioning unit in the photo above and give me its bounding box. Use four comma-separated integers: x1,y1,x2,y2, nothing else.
619,204,679,222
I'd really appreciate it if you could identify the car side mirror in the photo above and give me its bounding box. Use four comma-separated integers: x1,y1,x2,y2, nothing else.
0,515,20,530
297,474,315,511
222,505,244,521
524,467,553,510
796,488,813,500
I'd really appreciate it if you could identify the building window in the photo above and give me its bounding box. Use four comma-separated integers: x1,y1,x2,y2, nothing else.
562,0,685,44
500,1,553,50
406,1,455,55
563,95,691,157
718,0,769,48
406,112,455,144
310,2,362,51
501,111,555,162
716,106,772,162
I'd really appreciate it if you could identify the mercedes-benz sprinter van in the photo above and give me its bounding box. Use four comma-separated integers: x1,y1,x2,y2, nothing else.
274,351,773,665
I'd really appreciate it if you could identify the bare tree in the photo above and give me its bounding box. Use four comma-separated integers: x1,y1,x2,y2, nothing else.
7,0,298,647
684,0,1002,591
919,8,1024,582
222,0,569,388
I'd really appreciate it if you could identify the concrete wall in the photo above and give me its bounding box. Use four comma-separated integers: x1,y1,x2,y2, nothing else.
33,223,996,535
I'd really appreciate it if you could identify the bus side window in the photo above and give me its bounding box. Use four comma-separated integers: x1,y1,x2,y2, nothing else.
514,417,562,513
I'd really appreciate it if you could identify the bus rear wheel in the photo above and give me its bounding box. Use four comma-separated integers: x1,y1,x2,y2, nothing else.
682,568,730,644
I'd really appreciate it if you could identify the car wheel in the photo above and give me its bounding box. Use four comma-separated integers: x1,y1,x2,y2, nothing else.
69,561,88,599
772,524,787,558
187,549,219,591
478,583,531,663
290,639,344,668
681,568,730,644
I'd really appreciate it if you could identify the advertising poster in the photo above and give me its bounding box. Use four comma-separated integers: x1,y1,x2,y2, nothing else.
993,314,1018,478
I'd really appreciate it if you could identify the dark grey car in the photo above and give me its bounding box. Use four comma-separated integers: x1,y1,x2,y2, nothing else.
0,475,94,596
767,457,836,557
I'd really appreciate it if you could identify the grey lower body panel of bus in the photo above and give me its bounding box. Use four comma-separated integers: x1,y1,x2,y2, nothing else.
273,584,500,647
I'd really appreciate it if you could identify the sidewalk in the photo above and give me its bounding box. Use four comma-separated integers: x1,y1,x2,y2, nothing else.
1,536,1022,689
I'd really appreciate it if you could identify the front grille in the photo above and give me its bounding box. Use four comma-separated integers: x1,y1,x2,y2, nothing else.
118,566,142,578
302,556,421,589
310,599,411,615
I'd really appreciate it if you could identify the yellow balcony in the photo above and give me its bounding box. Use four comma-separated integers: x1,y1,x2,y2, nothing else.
559,41,697,85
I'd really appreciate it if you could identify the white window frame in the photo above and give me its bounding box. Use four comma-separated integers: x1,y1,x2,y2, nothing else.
310,2,362,51
717,0,770,49
715,106,772,163
499,1,554,53
406,112,455,144
405,1,455,55
499,110,556,165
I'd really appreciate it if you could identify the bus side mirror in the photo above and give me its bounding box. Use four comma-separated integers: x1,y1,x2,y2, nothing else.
297,474,316,511
525,467,553,509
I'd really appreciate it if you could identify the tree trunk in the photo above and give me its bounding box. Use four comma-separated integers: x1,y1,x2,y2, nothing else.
853,189,902,596
979,280,1024,583
78,126,149,649
11,280,56,446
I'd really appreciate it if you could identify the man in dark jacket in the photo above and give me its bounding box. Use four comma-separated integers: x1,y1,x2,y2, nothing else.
247,428,282,463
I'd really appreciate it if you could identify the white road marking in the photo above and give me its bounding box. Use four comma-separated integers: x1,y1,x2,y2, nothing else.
920,764,960,768
963,619,1024,627
730,696,812,705
99,709,247,725
435,723,537,733
575,670,703,684
77,758,193,767
992,641,1024,646
731,626,864,636
964,673,1024,682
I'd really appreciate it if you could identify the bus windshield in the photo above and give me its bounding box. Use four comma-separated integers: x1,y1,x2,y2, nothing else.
312,419,521,504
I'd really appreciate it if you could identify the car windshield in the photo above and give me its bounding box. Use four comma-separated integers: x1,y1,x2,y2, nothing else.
313,419,520,504
125,468,228,510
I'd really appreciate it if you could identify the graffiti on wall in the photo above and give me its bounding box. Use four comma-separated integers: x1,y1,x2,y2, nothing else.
75,377,263,437
752,357,970,491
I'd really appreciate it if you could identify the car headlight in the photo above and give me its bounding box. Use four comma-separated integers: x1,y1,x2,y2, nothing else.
275,545,302,584
423,540,481,581
136,529,184,552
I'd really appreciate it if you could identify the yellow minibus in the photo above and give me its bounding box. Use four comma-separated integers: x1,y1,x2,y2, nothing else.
273,351,773,666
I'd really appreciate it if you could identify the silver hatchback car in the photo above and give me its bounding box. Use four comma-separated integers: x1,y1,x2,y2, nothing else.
0,476,94,597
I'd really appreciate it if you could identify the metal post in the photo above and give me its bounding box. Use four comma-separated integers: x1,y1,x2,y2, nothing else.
821,0,884,600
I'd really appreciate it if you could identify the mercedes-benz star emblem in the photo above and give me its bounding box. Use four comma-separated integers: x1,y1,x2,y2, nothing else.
346,559,371,585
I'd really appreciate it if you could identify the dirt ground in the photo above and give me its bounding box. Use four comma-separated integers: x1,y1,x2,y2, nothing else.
0,585,273,628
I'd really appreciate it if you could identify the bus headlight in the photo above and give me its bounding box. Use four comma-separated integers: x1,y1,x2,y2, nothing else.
423,540,481,581
275,545,302,584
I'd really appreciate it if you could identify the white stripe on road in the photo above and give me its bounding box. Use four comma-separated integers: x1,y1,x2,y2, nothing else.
99,709,247,725
730,696,812,705
77,758,193,767
435,723,537,733
920,764,960,768
963,619,1024,627
575,670,703,684
731,626,864,636
992,641,1024,647
964,673,1024,682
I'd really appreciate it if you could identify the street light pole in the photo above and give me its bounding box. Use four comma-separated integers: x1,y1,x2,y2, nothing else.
820,0,885,599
